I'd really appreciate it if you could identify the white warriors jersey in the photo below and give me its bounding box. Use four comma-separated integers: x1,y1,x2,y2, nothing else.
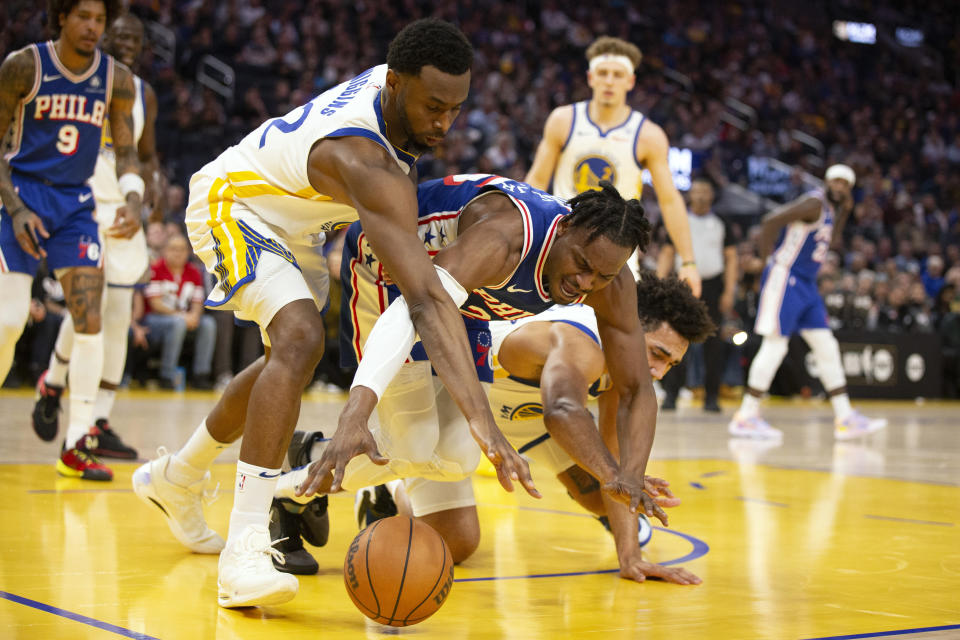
490,303,601,360
200,64,416,240
551,101,647,200
88,75,145,206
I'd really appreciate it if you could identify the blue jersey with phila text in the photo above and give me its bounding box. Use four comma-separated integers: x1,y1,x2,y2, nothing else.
768,189,835,281
5,41,113,187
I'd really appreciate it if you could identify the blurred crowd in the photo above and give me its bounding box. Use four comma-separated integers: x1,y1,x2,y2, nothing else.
2,0,959,394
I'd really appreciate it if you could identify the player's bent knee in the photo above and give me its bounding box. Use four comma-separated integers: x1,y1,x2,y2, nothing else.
419,507,480,564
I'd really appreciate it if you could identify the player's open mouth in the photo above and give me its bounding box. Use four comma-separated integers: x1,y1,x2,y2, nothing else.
424,136,443,146
559,280,578,300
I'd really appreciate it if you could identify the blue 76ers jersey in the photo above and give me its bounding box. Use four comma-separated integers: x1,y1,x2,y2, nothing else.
769,189,834,280
5,41,113,186
425,174,583,320
339,174,582,375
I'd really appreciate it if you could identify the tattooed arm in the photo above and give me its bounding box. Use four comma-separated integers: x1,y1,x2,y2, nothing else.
0,49,48,259
106,62,143,239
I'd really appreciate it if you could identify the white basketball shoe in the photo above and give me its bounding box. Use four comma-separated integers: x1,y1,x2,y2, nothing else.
727,412,784,440
834,411,887,441
217,524,298,608
132,448,225,554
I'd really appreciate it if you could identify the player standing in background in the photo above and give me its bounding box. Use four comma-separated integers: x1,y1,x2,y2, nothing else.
728,164,887,440
32,13,162,464
0,0,143,481
130,20,536,609
657,177,738,412
525,36,701,297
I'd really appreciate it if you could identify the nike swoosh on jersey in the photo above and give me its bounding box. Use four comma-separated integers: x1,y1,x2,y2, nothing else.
258,470,281,478
78,193,94,203
506,285,532,293
43,74,62,81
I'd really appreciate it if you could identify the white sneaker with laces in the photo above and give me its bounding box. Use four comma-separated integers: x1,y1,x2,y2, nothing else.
834,411,887,441
728,412,784,440
217,524,298,607
132,447,225,554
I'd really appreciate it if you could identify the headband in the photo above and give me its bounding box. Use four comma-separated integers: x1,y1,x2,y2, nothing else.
825,164,856,186
588,54,635,74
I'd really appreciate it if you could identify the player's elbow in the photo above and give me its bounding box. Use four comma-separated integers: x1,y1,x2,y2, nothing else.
543,398,587,430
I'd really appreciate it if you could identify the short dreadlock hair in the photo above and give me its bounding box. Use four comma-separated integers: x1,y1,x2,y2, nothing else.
565,181,651,252
387,18,473,76
48,0,122,38
636,271,715,344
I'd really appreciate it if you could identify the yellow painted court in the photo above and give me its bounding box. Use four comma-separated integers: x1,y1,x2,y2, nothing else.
1,389,958,639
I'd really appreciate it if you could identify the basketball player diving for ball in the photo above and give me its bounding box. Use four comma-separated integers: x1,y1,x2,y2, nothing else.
277,177,665,537
284,273,712,584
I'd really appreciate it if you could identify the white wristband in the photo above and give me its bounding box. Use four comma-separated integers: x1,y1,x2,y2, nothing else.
434,265,469,306
118,172,146,198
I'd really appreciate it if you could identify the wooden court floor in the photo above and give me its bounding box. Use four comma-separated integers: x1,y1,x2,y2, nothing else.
0,388,958,639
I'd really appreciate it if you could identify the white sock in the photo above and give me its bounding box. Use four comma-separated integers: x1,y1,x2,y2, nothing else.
739,394,761,418
168,419,228,486
65,332,104,446
227,461,281,543
274,466,313,504
47,314,73,387
93,387,116,422
830,393,853,421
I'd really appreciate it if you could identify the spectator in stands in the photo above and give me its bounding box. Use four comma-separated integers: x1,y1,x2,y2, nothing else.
138,234,216,389
922,255,946,299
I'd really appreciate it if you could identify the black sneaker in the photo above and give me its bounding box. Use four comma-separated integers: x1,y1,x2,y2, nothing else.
703,398,721,413
354,484,398,530
660,395,677,411
268,498,319,575
286,431,330,547
32,370,63,442
89,419,138,459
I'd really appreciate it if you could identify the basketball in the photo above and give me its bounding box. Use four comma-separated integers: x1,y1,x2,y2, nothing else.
343,515,454,627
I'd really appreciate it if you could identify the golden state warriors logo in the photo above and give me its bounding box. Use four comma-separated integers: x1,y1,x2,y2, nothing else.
505,403,544,420
573,156,616,193
321,220,352,232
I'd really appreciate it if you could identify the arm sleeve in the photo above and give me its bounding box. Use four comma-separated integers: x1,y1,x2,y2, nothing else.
350,265,469,400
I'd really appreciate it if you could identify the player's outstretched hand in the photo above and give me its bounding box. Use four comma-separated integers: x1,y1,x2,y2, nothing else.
644,475,682,508
470,418,540,499
297,396,388,496
603,475,669,526
106,205,141,239
619,550,701,585
12,207,49,259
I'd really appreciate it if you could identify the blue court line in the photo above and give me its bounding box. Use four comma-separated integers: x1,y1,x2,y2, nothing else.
863,514,954,527
699,470,727,478
454,525,709,583
0,590,160,639
689,481,706,490
801,622,960,639
736,496,789,507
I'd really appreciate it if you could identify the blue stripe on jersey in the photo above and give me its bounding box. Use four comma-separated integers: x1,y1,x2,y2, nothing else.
551,319,600,344
9,42,112,186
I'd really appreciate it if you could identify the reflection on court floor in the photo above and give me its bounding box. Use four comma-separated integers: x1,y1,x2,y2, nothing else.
0,390,957,639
